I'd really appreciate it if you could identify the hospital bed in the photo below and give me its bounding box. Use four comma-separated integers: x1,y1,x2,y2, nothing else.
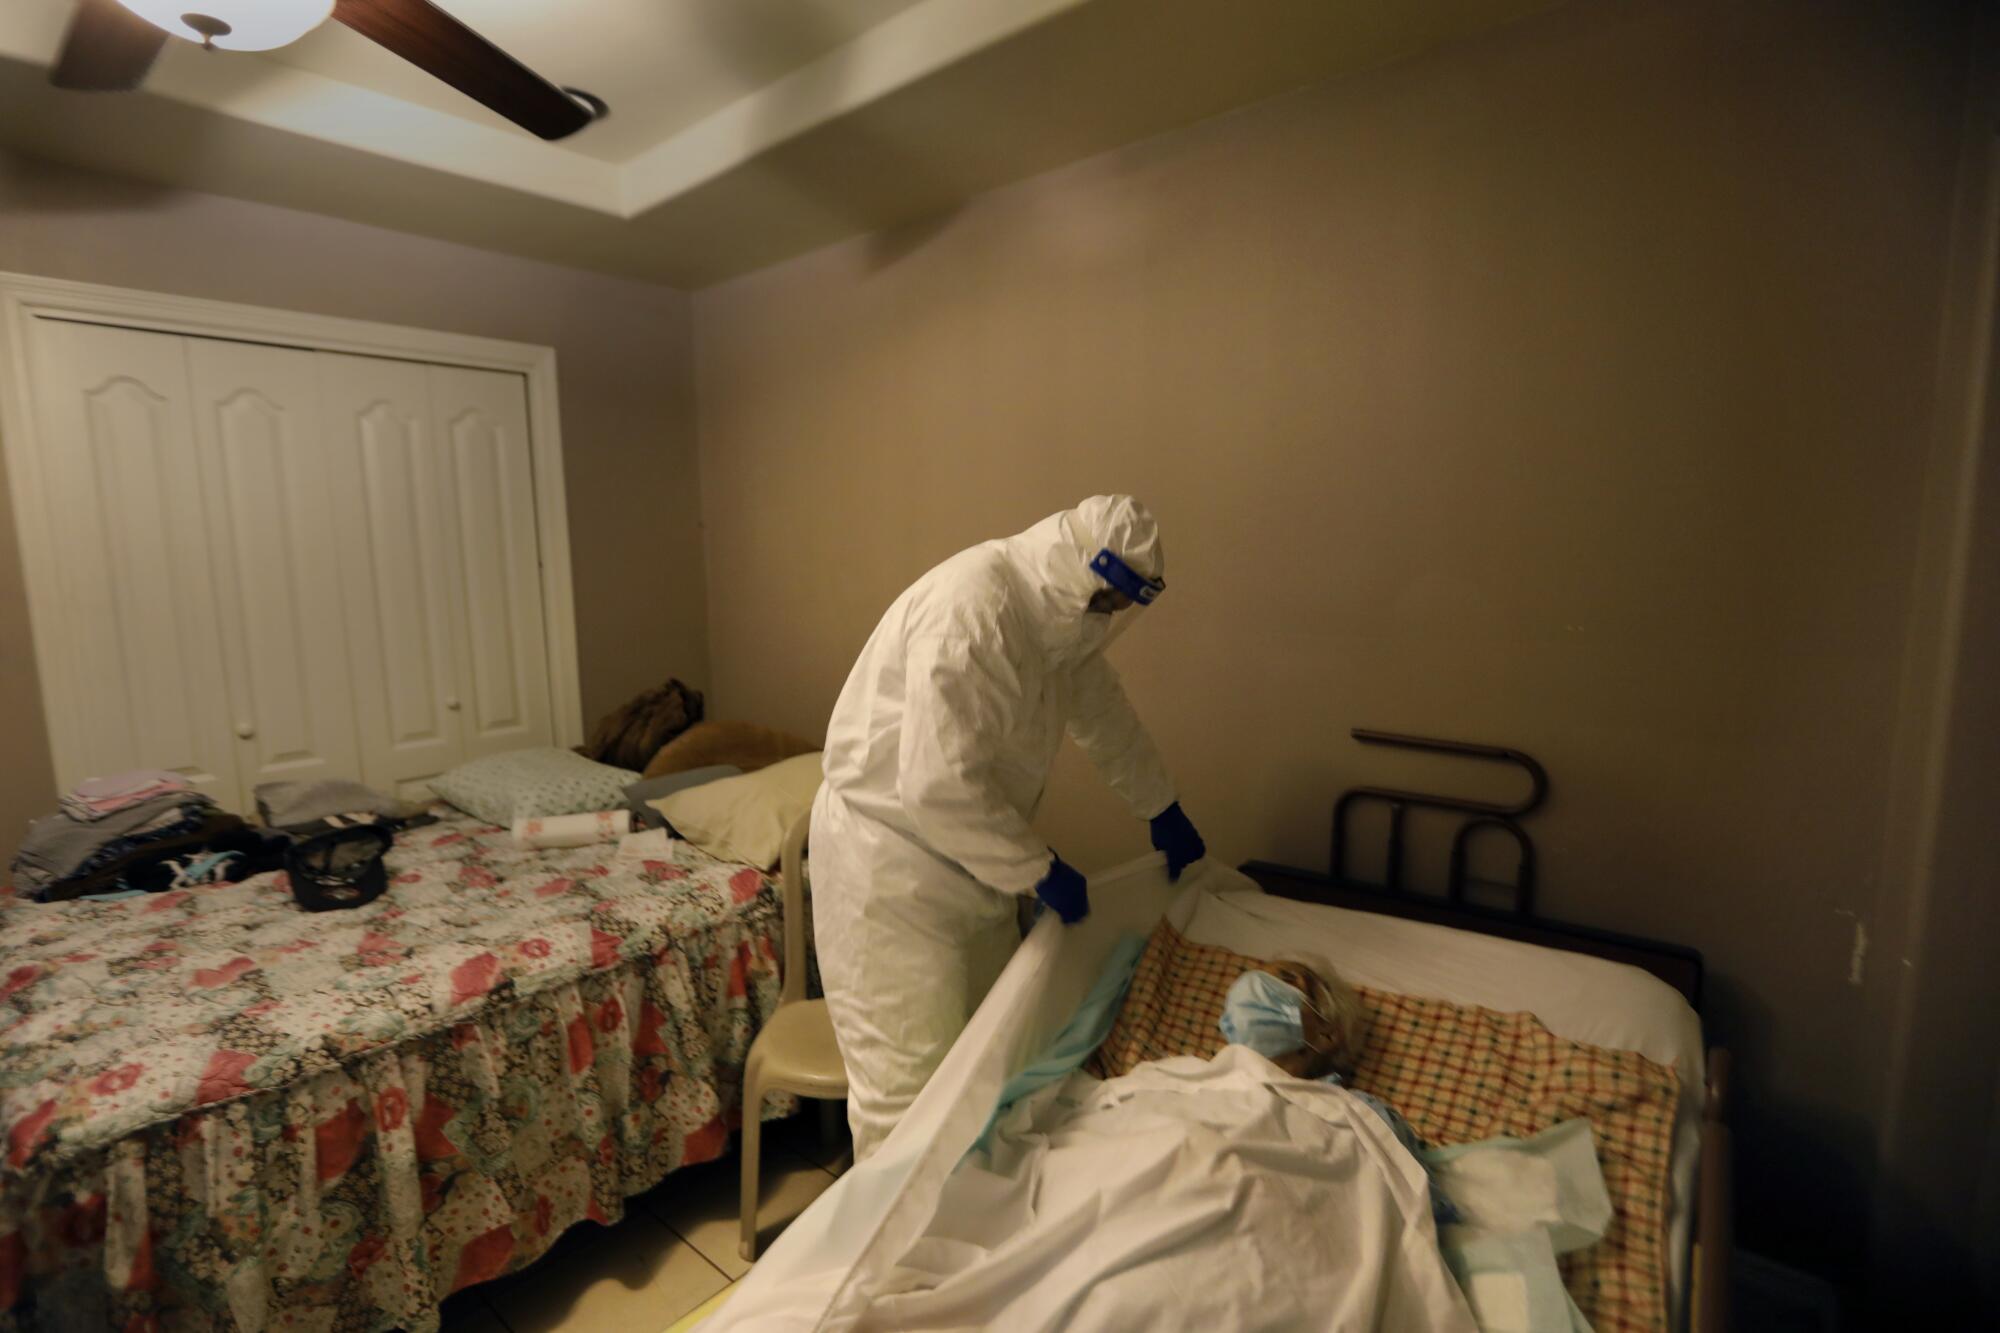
708,764,1733,1332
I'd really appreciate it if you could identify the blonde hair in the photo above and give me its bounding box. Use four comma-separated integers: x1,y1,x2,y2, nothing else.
1263,956,1370,1077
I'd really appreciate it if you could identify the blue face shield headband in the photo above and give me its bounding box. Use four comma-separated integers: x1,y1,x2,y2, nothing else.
1089,548,1165,606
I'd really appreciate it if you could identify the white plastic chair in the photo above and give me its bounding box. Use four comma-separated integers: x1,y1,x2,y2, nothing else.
739,801,847,1261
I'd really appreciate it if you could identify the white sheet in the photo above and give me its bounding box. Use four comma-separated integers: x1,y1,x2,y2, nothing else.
709,857,1704,1331
858,1047,1477,1332
1179,886,1705,1329
713,853,1196,1332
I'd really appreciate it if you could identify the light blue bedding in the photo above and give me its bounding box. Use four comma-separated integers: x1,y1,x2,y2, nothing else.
972,930,1148,1151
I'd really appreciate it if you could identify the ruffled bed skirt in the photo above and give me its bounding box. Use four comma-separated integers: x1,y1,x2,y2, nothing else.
0,922,787,1332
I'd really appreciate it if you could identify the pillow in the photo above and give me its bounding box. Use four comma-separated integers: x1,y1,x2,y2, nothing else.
642,720,820,779
254,778,400,830
431,748,639,827
651,751,823,868
622,765,742,830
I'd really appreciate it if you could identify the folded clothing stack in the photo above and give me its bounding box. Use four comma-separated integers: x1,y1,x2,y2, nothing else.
11,774,285,903
59,769,193,822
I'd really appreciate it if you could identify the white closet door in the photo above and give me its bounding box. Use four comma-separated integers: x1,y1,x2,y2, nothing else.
319,353,464,799
21,320,240,799
185,339,360,804
429,366,554,760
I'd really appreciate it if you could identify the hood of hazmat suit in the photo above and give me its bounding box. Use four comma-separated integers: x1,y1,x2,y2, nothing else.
811,495,1179,1158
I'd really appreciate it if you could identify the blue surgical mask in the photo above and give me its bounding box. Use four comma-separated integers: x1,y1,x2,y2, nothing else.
1219,970,1309,1058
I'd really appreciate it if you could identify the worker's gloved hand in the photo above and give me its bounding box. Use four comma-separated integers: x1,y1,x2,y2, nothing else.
1034,854,1089,925
1150,802,1206,881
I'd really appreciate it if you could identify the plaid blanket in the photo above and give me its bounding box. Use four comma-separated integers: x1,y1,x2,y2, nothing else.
1090,918,1680,1333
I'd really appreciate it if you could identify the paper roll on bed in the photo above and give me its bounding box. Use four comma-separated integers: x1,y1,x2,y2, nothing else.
511,809,631,849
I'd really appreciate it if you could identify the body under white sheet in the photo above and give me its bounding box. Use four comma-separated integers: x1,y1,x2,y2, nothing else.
858,1045,1477,1332
707,856,1703,1332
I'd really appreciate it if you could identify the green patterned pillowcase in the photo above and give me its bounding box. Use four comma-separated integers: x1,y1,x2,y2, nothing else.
431,748,641,827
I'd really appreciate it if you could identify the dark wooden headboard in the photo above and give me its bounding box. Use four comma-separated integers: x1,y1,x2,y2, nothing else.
1238,860,1705,1010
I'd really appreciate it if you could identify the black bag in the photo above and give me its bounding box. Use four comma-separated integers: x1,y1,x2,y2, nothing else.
285,825,393,912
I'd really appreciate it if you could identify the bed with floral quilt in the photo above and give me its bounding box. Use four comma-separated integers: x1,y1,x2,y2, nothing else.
0,807,787,1332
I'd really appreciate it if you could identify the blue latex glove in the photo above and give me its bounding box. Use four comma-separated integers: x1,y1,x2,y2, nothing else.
1149,801,1206,880
1034,854,1089,924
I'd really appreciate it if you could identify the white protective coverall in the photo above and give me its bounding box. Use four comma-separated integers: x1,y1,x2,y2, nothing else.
812,496,1180,1159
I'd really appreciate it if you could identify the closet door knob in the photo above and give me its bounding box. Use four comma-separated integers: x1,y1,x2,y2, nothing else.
235,721,256,740
445,698,462,711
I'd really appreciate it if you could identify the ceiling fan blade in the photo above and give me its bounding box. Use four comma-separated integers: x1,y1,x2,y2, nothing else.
50,0,170,91
331,0,591,141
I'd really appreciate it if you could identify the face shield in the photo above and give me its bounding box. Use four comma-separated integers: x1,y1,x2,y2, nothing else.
1084,547,1164,654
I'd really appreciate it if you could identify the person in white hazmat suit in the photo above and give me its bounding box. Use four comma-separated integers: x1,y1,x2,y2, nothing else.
811,495,1207,1159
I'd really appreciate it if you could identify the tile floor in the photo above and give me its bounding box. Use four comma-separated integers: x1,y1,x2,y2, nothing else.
434,1113,850,1333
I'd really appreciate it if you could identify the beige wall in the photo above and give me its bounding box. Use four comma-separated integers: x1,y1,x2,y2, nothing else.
1862,15,2000,1312
694,0,1974,1283
0,149,708,863
1869,270,2000,1315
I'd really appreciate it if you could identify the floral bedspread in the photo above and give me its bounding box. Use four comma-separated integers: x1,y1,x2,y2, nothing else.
0,809,786,1331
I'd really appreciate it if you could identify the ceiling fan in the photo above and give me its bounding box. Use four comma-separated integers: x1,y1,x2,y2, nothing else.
48,0,602,141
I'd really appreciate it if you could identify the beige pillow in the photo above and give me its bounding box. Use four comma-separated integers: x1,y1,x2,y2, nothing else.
652,751,823,868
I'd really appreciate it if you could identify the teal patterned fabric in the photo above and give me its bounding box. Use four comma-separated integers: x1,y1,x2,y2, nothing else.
430,748,639,825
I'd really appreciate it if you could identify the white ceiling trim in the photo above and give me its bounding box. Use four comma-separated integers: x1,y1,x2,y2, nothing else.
2,0,1087,221
140,56,623,210
3,0,1572,285
618,0,1087,214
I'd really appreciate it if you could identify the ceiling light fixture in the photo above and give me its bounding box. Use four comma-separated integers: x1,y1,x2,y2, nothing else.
115,0,335,52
